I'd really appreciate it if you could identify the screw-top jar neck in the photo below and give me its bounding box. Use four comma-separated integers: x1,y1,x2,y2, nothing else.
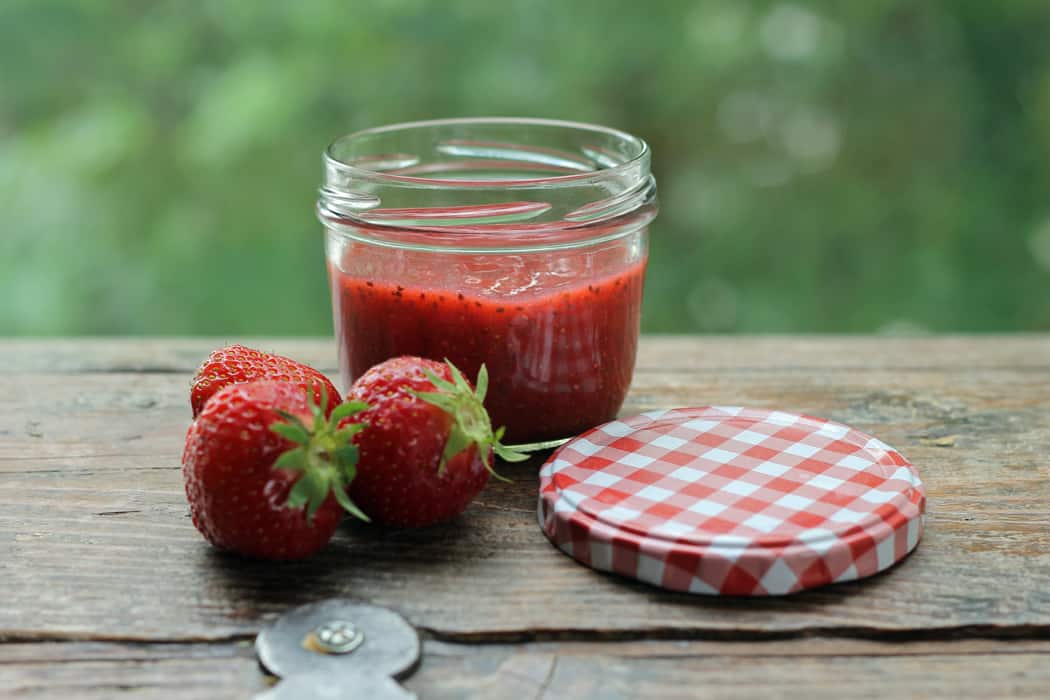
318,118,657,250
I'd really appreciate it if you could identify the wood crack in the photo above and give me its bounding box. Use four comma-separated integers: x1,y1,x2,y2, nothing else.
7,624,1050,649
0,631,256,645
535,654,558,700
471,500,536,514
417,623,1050,645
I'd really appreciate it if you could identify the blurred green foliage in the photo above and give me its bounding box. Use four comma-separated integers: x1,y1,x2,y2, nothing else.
2,0,1049,335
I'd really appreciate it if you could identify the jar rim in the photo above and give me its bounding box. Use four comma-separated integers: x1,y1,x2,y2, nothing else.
323,117,650,189
319,117,657,248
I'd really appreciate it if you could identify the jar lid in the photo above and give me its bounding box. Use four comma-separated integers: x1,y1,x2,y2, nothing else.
538,406,925,596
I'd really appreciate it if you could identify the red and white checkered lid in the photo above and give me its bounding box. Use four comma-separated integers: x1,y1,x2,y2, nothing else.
538,407,926,595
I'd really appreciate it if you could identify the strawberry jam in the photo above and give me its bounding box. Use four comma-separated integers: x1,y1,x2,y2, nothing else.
319,120,657,443
331,256,646,444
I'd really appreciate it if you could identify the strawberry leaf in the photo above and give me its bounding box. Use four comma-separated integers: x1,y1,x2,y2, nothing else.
311,385,328,422
273,446,308,471
493,442,530,463
333,486,370,523
330,400,369,424
335,424,367,442
409,360,528,478
422,369,458,394
271,420,311,445
270,391,370,523
445,359,473,394
285,474,312,510
437,430,471,475
335,445,359,469
297,469,328,520
413,390,458,414
475,364,489,402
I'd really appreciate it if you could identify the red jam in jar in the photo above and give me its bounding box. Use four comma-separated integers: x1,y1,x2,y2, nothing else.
319,119,657,444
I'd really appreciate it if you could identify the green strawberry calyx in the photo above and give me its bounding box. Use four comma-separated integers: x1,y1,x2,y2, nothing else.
269,387,371,523
411,360,529,478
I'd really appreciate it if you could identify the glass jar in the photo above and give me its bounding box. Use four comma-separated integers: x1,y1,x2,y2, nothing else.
318,118,657,445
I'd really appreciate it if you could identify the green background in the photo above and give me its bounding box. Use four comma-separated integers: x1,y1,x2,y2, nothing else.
3,0,1049,336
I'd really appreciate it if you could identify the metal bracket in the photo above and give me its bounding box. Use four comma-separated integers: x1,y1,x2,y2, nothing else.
254,599,421,699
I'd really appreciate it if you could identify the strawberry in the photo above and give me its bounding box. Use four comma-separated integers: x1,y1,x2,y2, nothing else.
345,357,527,527
182,380,368,560
190,344,340,418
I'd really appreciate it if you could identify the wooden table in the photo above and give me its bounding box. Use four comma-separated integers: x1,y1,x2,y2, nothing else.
3,337,1049,698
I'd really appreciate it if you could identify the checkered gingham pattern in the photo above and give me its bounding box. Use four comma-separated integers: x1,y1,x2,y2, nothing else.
538,407,925,596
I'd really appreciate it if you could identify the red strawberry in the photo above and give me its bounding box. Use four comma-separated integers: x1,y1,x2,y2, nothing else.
190,344,340,418
182,380,368,560
346,357,527,527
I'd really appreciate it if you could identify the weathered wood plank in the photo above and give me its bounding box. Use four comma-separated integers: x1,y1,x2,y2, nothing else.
3,639,1050,699
1,336,1048,374
2,337,1049,641
0,642,265,699
421,647,1050,700
412,639,1050,700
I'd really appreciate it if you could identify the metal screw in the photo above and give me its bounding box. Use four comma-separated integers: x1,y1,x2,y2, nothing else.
305,620,365,655
257,600,419,680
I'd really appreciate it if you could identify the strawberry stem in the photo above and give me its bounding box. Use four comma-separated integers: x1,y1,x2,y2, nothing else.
270,386,371,523
411,360,529,478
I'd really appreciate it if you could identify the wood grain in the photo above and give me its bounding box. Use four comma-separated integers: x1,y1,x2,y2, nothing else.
3,639,1049,699
2,335,1048,374
2,338,1049,697
411,638,1050,700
